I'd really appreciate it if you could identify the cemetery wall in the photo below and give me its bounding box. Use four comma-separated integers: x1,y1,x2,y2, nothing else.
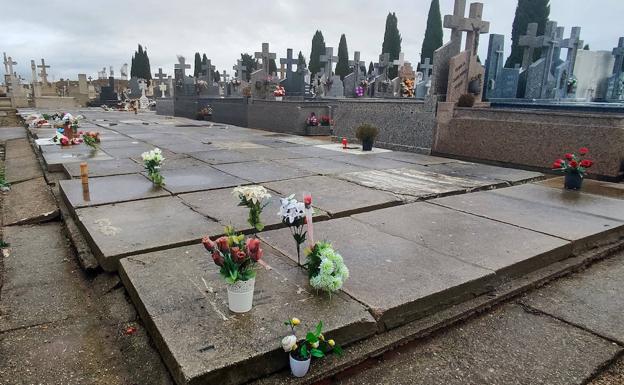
205,97,248,127
173,95,199,119
433,107,624,180
155,98,174,116
247,101,331,135
332,99,436,153
34,96,78,108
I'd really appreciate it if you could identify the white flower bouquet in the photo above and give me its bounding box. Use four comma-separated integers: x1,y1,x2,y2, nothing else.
141,148,165,186
233,186,272,233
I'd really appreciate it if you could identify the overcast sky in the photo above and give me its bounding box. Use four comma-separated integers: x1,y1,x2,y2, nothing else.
2,0,623,81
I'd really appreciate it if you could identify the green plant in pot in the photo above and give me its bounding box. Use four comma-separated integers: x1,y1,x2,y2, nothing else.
355,124,379,152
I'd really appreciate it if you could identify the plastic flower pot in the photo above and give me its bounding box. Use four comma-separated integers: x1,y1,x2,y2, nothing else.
226,278,255,313
362,138,374,151
564,173,583,190
275,96,283,101
289,353,311,377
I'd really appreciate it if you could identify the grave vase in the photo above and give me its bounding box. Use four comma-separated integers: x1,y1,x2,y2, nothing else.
564,173,583,190
289,353,311,377
275,96,283,101
226,278,255,313
362,138,374,152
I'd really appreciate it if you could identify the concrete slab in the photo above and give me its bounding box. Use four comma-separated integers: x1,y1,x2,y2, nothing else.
188,150,259,165
275,157,370,175
0,126,26,141
540,177,624,200
212,141,269,150
283,146,353,158
75,197,222,271
424,162,543,184
63,158,144,178
231,147,305,160
327,154,414,170
493,183,624,222
265,175,401,217
102,143,158,158
2,177,59,226
337,167,491,199
260,217,494,329
157,165,247,194
214,161,314,183
335,304,622,385
60,174,170,210
377,151,460,165
521,255,624,344
42,149,114,172
119,244,377,385
315,143,392,155
432,189,624,252
353,202,571,278
5,153,43,183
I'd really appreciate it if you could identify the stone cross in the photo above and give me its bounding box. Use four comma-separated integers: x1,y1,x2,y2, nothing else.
202,59,216,83
419,58,433,82
378,53,390,79
101,67,106,79
254,43,276,75
464,3,490,57
320,47,338,79
349,51,365,77
30,60,37,83
443,0,469,44
158,83,167,98
154,67,168,83
233,59,246,81
278,63,286,79
561,27,583,75
392,52,405,70
280,48,297,77
519,23,540,70
175,56,191,78
552,26,565,65
539,21,562,98
2,52,8,75
221,70,230,83
611,37,624,75
37,58,50,84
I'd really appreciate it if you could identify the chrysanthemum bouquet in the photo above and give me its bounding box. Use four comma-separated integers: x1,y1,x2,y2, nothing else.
278,194,307,265
233,186,272,233
141,148,165,186
305,242,349,295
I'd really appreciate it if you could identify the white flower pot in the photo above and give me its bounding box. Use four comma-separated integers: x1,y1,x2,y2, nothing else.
227,278,255,313
289,354,311,377
275,96,283,101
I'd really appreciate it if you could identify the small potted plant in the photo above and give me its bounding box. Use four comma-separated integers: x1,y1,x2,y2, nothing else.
141,148,165,186
281,318,342,378
355,124,379,151
306,112,319,127
305,241,349,296
320,115,332,127
274,85,286,101
202,226,264,313
552,147,593,190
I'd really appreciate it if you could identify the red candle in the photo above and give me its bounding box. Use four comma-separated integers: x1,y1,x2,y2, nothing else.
342,137,347,149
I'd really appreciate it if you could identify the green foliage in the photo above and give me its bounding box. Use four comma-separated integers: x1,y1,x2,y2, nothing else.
335,34,350,80
505,0,551,68
309,30,327,79
0,240,9,248
130,44,152,81
381,12,402,79
355,124,380,142
269,59,277,75
193,52,202,78
583,44,590,50
297,51,307,71
201,54,208,76
240,53,257,82
368,61,374,75
421,0,443,64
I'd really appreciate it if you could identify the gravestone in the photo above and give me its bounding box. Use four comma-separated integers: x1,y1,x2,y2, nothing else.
78,74,88,95
318,47,344,98
37,58,56,96
174,56,195,96
435,0,490,103
416,58,433,98
99,76,118,105
138,80,149,109
251,43,278,99
374,53,394,98
523,21,562,99
484,34,519,99
128,77,142,99
560,27,583,98
343,51,366,97
573,50,613,101
279,48,305,97
230,59,247,97
198,59,219,96
605,37,624,101
30,60,41,97
398,62,416,97
154,68,169,98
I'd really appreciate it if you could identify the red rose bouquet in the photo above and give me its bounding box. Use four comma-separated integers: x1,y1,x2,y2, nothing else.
552,147,593,177
202,226,263,284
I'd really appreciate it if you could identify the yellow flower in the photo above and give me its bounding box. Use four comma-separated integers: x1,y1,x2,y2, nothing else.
311,341,319,349
290,317,301,326
328,339,335,347
319,334,325,341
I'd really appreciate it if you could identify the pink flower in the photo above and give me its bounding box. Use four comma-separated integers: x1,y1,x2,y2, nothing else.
202,236,215,251
303,195,312,206
211,250,224,267
230,247,247,263
215,237,229,253
246,238,263,262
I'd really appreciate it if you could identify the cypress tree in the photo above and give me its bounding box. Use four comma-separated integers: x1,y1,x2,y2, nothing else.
193,52,202,77
583,44,590,50
421,0,443,63
201,54,208,76
214,70,221,82
382,12,402,79
297,51,307,72
241,53,257,82
505,0,550,68
309,30,326,79
130,44,152,80
335,34,350,80
368,61,374,75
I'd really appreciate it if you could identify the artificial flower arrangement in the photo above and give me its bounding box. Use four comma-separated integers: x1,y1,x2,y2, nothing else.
278,194,307,265
306,113,319,126
359,79,370,88
81,131,101,150
233,186,272,233
230,78,242,86
141,148,165,186
305,242,349,295
203,226,264,313
552,147,593,190
281,318,342,377
274,85,286,98
401,78,415,97
355,86,365,97
319,115,332,126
